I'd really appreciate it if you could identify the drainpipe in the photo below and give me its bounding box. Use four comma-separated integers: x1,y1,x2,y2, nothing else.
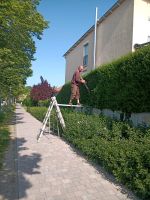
93,7,98,70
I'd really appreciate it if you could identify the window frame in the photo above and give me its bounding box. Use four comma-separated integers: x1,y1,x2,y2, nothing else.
83,42,89,67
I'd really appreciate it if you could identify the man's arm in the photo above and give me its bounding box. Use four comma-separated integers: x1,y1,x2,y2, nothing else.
75,71,82,83
75,71,85,84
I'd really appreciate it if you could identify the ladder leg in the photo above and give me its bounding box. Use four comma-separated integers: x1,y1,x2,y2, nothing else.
48,115,50,134
37,101,54,142
37,96,65,142
43,101,52,125
57,117,60,137
52,96,65,129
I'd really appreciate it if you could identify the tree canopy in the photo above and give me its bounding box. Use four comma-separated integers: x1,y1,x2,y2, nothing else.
30,76,53,101
0,0,48,99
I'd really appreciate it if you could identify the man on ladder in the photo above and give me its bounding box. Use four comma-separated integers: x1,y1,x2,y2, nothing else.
69,65,87,106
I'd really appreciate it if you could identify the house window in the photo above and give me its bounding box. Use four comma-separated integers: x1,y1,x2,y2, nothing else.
83,43,88,67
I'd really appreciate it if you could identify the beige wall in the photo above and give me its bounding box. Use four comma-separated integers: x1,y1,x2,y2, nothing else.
65,0,150,83
65,31,94,82
96,0,134,67
132,0,150,50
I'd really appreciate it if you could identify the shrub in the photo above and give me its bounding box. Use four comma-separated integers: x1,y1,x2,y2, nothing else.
0,111,5,123
30,76,53,101
27,107,150,199
22,97,38,107
27,107,47,122
57,45,150,113
38,99,50,107
62,111,150,199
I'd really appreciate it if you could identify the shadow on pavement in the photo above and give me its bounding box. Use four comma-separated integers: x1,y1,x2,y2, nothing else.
60,136,140,200
10,106,25,125
0,130,41,200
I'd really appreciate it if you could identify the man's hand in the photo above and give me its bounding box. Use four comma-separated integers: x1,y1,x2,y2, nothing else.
81,79,86,84
83,67,87,72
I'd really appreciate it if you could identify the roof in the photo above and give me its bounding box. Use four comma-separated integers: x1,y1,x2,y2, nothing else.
63,0,126,57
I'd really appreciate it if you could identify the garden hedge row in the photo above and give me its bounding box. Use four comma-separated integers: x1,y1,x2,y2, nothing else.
27,106,47,121
28,107,150,199
57,45,150,113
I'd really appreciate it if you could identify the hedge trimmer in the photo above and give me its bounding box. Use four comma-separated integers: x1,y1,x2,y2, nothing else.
83,82,90,94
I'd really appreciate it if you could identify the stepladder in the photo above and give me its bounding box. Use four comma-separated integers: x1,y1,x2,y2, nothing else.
37,96,65,142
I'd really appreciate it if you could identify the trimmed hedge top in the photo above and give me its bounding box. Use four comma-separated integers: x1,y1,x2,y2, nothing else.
57,45,150,113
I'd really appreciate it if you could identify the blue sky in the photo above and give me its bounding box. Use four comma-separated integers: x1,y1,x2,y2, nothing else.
27,0,117,87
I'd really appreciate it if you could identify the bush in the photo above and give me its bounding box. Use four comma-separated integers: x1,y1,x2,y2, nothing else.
22,97,38,107
62,111,150,199
57,45,150,113
27,107,47,122
28,107,150,199
38,99,50,107
0,111,5,123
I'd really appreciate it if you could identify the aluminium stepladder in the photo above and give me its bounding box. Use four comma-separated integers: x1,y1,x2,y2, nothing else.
37,96,65,142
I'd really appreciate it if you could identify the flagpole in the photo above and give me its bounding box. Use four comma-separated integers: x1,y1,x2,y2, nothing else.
93,7,98,70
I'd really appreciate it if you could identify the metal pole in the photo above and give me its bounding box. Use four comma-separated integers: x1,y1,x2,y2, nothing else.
93,7,98,70
48,115,50,134
57,118,60,137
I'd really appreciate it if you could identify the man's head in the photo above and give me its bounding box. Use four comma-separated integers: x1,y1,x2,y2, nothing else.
78,65,84,72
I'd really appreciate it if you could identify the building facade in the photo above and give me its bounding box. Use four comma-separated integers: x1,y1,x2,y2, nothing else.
64,0,150,82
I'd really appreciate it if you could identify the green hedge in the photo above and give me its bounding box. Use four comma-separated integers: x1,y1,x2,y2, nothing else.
23,97,38,107
57,45,150,113
28,107,150,199
27,107,47,121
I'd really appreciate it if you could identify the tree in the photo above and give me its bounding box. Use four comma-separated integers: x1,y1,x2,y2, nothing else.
0,0,48,100
18,86,32,102
30,76,53,101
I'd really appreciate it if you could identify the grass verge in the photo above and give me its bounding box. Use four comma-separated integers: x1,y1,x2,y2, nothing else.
0,106,14,168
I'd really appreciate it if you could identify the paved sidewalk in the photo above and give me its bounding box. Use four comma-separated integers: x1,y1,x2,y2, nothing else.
15,104,138,200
